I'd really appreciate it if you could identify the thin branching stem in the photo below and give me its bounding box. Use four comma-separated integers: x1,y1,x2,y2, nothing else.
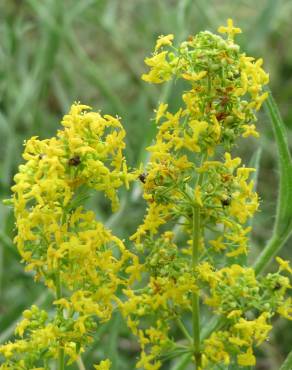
192,206,201,369
56,271,65,370
176,318,193,345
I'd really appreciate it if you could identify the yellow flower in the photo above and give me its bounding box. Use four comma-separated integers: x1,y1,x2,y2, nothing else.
142,51,173,84
211,114,221,141
94,359,111,370
209,237,226,252
181,70,207,82
277,297,292,320
242,124,260,138
194,185,203,207
183,120,208,152
196,262,215,284
15,318,30,337
224,152,241,170
228,336,248,346
218,18,242,41
136,351,161,370
155,34,174,51
204,332,230,365
234,312,272,346
237,347,256,366
276,256,292,274
255,91,269,110
154,103,168,123
130,202,171,243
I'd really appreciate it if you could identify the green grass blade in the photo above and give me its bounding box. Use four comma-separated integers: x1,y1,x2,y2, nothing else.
171,353,192,370
265,91,292,236
279,349,292,370
249,147,262,196
254,90,292,274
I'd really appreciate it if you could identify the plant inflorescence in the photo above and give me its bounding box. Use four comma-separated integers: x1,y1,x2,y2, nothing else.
1,19,291,370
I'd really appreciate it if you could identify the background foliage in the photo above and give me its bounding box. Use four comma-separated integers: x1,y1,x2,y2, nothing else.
0,1,291,369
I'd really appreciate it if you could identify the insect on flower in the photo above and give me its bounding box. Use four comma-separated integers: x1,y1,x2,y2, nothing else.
68,156,81,166
138,173,147,183
221,195,231,207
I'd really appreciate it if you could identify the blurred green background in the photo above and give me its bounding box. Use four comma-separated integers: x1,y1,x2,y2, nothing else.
0,0,292,369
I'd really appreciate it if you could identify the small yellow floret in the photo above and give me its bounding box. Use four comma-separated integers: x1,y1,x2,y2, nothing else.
154,103,168,123
155,34,174,51
181,71,207,82
242,124,259,138
237,347,256,366
94,359,111,370
218,18,242,40
276,257,292,274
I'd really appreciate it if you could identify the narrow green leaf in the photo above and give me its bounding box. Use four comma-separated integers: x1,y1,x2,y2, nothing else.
279,349,292,370
264,91,292,236
171,353,192,370
254,90,292,274
248,147,262,195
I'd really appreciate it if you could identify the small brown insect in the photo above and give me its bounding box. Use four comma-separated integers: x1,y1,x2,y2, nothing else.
273,282,282,291
220,95,229,107
221,196,231,207
216,112,228,121
68,156,81,166
222,174,232,182
138,173,147,184
152,280,161,294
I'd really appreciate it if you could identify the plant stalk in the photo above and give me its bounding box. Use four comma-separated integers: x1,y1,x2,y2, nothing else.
176,318,193,345
76,356,86,370
58,348,65,370
192,206,201,369
56,271,65,370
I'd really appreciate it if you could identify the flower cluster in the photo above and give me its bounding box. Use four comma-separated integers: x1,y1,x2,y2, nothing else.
0,304,96,368
121,231,196,369
120,19,291,370
133,18,268,250
142,19,269,152
198,261,292,366
1,19,291,370
0,104,139,369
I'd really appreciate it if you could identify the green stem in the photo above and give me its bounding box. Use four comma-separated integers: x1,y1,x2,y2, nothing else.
76,357,86,370
207,73,211,94
56,272,65,370
176,318,193,345
56,272,62,302
192,206,201,369
201,315,227,341
58,349,65,370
